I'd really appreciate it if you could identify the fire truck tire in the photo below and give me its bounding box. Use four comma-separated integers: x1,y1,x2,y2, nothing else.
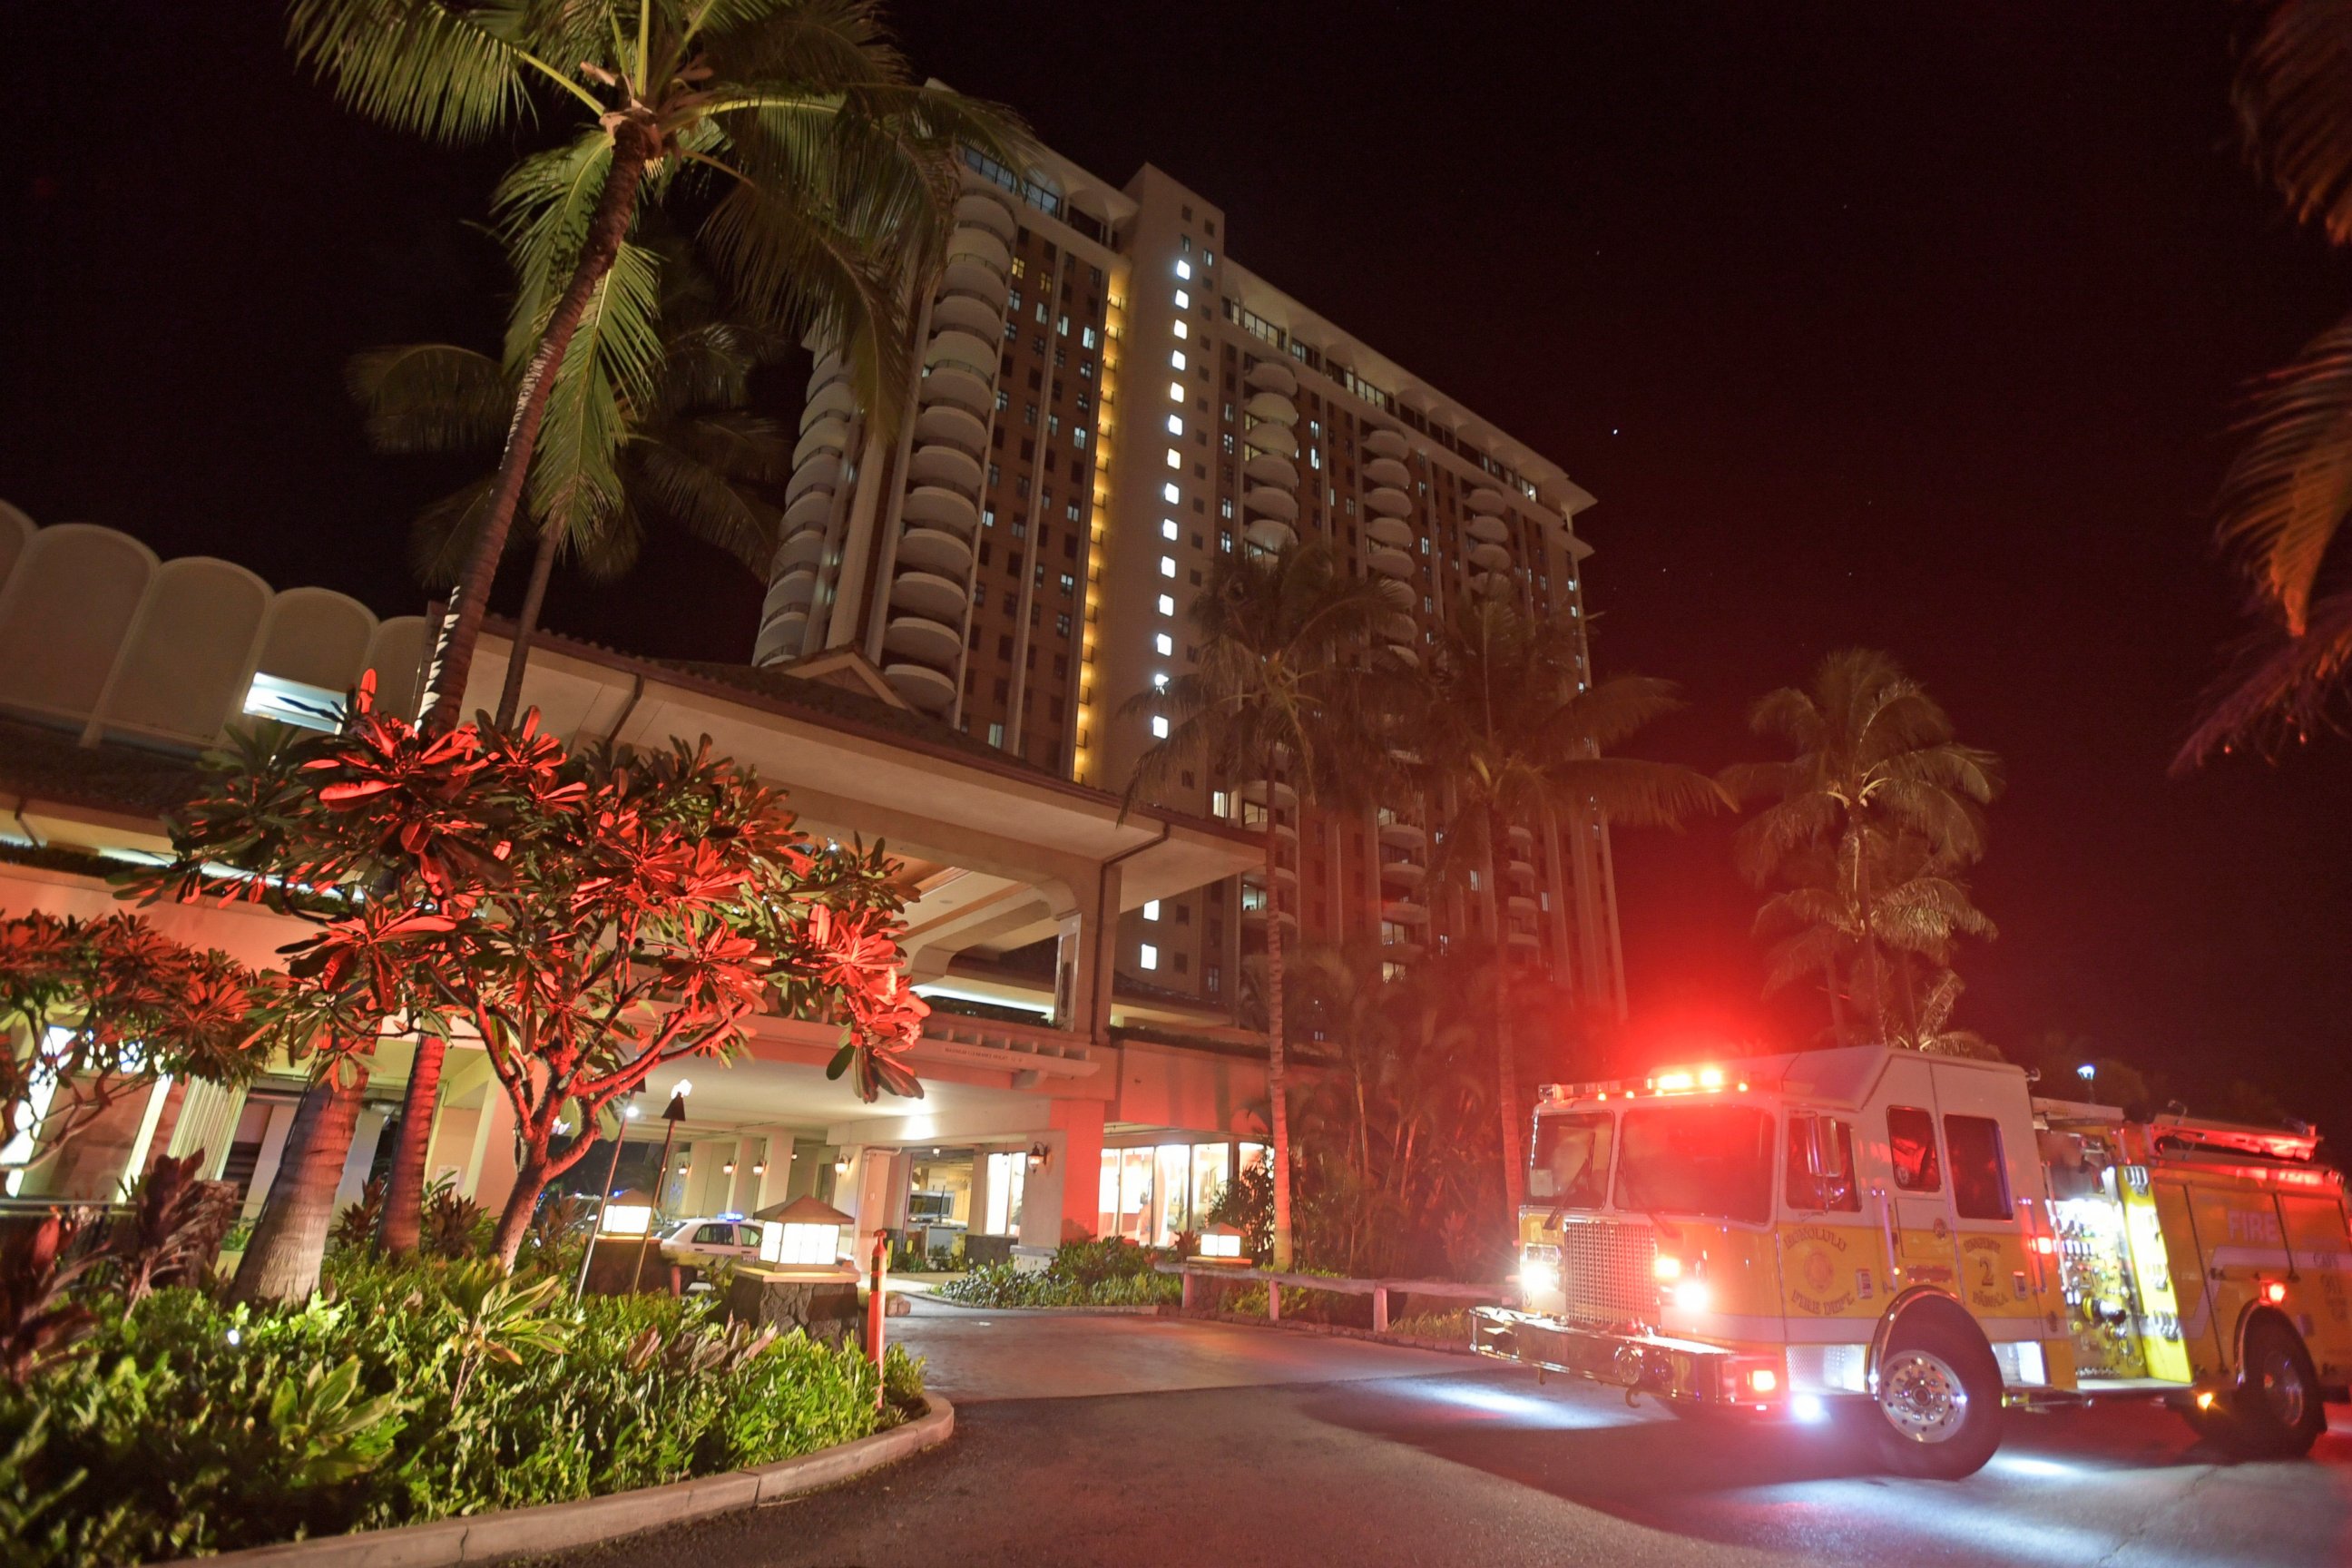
2199,1318,2327,1460
1869,1314,2003,1480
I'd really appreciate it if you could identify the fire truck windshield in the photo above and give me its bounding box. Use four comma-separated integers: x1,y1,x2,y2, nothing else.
1530,1112,1612,1208
1613,1103,1775,1224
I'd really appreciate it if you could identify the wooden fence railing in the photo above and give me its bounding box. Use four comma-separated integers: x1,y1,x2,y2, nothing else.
1153,1260,1516,1334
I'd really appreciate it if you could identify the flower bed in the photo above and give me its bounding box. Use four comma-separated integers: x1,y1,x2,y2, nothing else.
1,1258,921,1567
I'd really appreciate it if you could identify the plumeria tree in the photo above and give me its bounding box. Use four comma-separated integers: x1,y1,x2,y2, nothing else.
0,913,263,1179
136,677,927,1288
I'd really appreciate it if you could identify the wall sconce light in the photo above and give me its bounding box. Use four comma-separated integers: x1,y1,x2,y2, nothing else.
834,1155,850,1176
1027,1142,1052,1174
751,1162,766,1176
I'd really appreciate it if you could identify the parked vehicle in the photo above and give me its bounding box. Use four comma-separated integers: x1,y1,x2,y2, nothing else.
1471,1044,2348,1478
659,1215,765,1268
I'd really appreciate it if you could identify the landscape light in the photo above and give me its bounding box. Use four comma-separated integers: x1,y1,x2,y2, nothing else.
2077,1063,2097,1082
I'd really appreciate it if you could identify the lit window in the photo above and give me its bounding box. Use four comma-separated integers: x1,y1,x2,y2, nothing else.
1176,260,1192,279
242,672,344,731
1171,349,1187,370
1152,671,1169,691
1172,319,1189,339
1162,519,1179,540
1165,447,1181,468
1155,632,1173,655
1151,715,1171,739
1144,899,1162,921
1212,789,1230,816
1157,593,1175,615
1083,326,1098,348
1174,289,1191,309
1160,555,1177,577
1168,379,1185,401
1166,414,1184,436
1140,944,1160,969
1163,481,1181,503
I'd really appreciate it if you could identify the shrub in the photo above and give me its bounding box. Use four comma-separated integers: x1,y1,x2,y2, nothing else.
0,1255,916,1565
934,1239,1180,1308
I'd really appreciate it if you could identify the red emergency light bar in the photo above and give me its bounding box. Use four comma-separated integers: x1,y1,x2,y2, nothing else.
1540,1065,1750,1104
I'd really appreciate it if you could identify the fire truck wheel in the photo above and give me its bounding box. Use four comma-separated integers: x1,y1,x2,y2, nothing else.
1870,1315,2003,1480
2208,1318,2328,1460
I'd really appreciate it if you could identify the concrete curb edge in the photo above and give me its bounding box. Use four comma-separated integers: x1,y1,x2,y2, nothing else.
177,1396,956,1568
1171,1307,1482,1357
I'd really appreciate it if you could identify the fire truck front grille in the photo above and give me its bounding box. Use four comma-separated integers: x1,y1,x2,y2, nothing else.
1554,1219,1658,1327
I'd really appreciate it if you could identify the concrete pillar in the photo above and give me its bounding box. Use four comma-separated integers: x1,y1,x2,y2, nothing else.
969,1150,995,1237
115,1077,174,1198
1018,1099,1104,1249
240,1102,298,1219
462,1084,519,1211
163,1080,246,1179
749,1132,795,1212
333,1105,388,1209
682,1140,727,1218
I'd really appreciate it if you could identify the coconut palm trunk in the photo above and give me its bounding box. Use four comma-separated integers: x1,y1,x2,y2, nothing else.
494,520,566,728
1263,771,1295,1271
1481,818,1526,1218
230,1059,368,1305
377,1035,444,1256
420,115,661,730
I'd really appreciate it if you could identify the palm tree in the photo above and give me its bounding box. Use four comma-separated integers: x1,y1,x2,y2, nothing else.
1123,543,1397,1269
290,0,1026,730
2176,4,2352,767
349,240,793,729
1406,594,1725,1219
348,255,789,1256
1723,648,2001,1044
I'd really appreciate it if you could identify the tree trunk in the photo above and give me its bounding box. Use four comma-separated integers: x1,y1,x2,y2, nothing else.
1826,948,1848,1044
1482,824,1526,1219
491,1147,551,1271
377,1035,446,1256
1263,776,1294,1271
229,1060,368,1305
419,116,661,731
494,520,564,729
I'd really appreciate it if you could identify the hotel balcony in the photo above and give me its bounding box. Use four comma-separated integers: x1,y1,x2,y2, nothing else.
953,189,1018,243
1244,358,1299,397
902,484,979,538
1240,779,1300,808
1363,456,1413,489
1243,451,1299,491
894,524,973,578
1369,544,1416,580
1244,421,1300,459
1364,427,1409,461
1465,513,1510,544
1366,514,1415,550
1376,808,1426,848
928,289,1004,344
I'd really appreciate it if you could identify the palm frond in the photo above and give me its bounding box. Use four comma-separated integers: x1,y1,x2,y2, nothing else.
347,342,509,453
2213,307,2352,635
407,476,502,586
287,0,560,144
2175,588,2352,769
2236,0,2352,246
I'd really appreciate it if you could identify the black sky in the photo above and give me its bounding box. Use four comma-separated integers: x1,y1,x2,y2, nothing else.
9,5,2350,1132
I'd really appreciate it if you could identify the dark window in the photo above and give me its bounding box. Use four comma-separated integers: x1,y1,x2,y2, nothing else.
1886,1106,1941,1192
1531,1112,1612,1209
1943,1114,2011,1220
1785,1114,1860,1213
695,1223,730,1245
1614,1104,1774,1224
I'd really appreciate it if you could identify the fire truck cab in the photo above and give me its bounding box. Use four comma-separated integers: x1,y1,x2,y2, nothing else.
1469,1044,2350,1478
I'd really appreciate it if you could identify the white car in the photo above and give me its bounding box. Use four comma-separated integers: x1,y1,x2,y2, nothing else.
658,1217,764,1268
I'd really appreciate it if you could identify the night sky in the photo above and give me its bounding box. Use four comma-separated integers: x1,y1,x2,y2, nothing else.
10,6,2350,1132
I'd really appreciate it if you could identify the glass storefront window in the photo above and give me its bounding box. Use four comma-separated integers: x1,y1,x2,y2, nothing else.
1191,1143,1228,1224
1119,1148,1153,1243
1156,1144,1191,1243
985,1151,1026,1235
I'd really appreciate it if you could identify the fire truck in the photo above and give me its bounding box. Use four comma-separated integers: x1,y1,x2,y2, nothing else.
1468,1044,2349,1478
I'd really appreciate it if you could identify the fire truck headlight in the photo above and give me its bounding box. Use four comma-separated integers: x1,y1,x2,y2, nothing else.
1652,1254,1682,1281
1747,1367,1778,1395
1792,1394,1827,1424
1517,1252,1560,1295
1672,1279,1711,1313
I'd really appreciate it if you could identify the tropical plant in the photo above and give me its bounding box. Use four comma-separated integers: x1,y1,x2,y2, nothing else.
107,1154,238,1311
1124,542,1400,1269
0,1214,101,1387
349,239,794,726
419,1176,487,1260
438,1264,572,1407
1721,649,2002,1045
328,1176,388,1256
1405,594,1724,1217
2178,1,2352,765
287,0,1027,731
0,912,262,1171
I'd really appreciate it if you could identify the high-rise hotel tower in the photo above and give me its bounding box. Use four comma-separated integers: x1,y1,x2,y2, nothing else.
753,138,1626,1024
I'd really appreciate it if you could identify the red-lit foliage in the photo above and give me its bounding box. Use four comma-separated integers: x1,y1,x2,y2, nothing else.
0,911,263,1168
136,675,927,1268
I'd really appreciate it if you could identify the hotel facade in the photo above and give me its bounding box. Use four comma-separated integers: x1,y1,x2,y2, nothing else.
0,132,1619,1262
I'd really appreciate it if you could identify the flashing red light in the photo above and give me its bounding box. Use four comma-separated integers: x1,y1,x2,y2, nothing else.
1748,1367,1779,1395
2033,1236,2056,1256
2261,1280,2288,1306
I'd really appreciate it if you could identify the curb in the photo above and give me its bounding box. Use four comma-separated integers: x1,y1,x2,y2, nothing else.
916,1294,1169,1316
179,1396,956,1568
1173,1307,1481,1357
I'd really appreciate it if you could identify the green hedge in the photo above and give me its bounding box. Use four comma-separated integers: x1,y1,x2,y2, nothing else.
0,1260,921,1566
934,1239,1181,1308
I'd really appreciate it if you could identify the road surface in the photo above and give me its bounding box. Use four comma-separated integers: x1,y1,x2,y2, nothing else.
554,1300,2352,1567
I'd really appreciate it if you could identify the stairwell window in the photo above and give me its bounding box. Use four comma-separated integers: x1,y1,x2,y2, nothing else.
1140,945,1159,970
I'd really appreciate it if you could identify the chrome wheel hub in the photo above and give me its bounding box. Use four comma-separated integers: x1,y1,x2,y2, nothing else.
1879,1348,1969,1444
2255,1346,2308,1429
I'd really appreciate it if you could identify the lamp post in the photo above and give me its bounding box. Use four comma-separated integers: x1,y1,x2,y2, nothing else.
628,1083,691,1295
572,1100,642,1306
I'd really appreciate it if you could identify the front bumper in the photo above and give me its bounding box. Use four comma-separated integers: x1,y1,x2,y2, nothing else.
1470,1306,1754,1405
